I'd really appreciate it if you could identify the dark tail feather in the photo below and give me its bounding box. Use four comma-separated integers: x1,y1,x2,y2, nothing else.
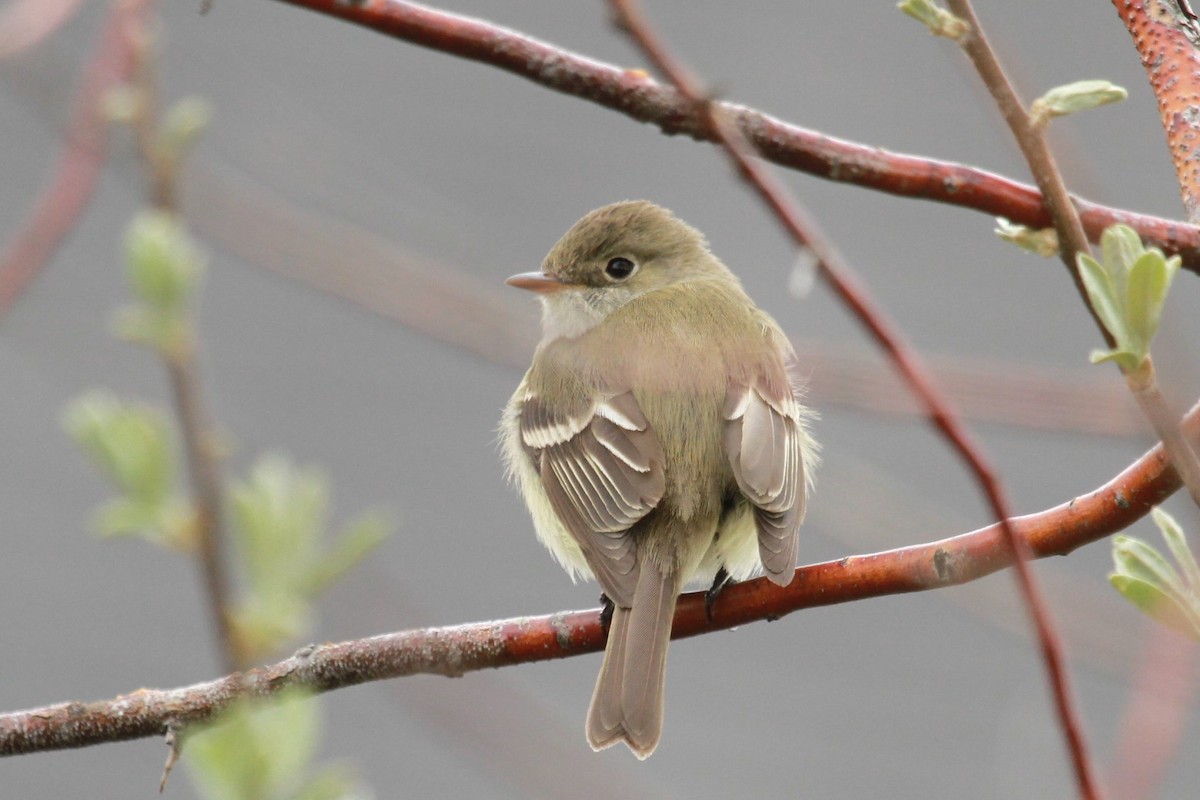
586,566,678,759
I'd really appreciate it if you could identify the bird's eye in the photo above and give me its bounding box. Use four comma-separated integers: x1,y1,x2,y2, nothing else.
605,257,637,280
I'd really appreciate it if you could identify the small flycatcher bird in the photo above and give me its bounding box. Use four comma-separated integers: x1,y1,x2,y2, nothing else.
501,200,816,759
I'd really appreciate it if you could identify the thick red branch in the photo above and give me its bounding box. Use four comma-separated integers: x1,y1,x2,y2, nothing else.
1111,0,1200,222
0,414,1186,756
268,0,1200,273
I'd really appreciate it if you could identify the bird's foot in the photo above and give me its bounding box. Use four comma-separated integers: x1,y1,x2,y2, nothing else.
599,593,615,633
705,567,734,622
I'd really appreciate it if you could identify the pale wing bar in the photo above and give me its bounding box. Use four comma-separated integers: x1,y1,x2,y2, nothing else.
521,390,664,606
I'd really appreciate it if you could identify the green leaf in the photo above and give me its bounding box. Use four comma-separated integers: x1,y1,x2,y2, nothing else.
231,455,329,594
187,689,319,800
100,85,141,123
1088,347,1140,371
292,767,361,800
95,497,161,538
1031,80,1127,122
1079,225,1183,372
1076,252,1127,345
1112,515,1200,640
303,512,391,596
897,0,968,38
228,454,394,659
1110,574,1200,639
1154,507,1200,591
124,211,205,314
1101,225,1142,281
229,593,312,668
64,391,174,504
1112,534,1188,598
1124,250,1169,358
111,305,191,352
994,217,1059,257
159,96,213,163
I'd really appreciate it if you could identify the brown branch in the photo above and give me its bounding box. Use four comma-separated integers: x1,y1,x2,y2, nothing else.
264,0,1200,275
1103,1,1200,507
943,2,1125,793
947,0,1200,523
162,345,238,673
1110,0,1200,222
125,11,239,673
1,407,1190,757
1126,358,1200,508
0,1,138,318
609,0,1100,796
945,0,1109,347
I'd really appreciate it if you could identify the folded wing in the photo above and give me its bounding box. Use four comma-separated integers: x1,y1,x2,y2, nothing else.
519,390,665,606
723,367,807,585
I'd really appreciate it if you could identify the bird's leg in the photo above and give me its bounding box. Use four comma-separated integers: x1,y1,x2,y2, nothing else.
705,567,733,622
599,593,615,633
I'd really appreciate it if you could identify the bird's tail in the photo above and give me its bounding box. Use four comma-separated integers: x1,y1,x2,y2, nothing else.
586,565,679,759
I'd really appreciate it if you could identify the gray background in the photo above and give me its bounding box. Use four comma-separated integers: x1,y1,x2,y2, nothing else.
3,1,1200,797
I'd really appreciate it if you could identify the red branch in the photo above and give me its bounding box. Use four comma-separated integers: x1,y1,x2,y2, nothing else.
1110,0,1200,222
0,415,1186,756
267,0,1200,273
0,1,141,318
609,0,1100,795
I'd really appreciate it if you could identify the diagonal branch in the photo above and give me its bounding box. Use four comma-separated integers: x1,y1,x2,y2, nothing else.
1110,0,1200,223
944,0,1106,343
0,0,85,58
936,6,1105,795
0,0,139,318
266,0,1200,274
1,406,1191,757
609,0,1099,795
1103,0,1200,508
124,8,239,673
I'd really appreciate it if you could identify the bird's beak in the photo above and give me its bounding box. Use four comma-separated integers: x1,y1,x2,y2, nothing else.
505,271,573,294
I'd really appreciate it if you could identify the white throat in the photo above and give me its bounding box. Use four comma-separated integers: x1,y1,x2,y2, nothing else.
539,287,633,341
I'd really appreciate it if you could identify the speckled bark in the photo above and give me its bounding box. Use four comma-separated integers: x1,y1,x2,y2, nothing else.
1113,0,1200,221
269,0,1200,271
3,401,1192,756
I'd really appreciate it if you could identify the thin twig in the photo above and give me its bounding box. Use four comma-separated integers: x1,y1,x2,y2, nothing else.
608,0,1100,796
0,405,1192,756
1127,359,1200,507
945,0,1106,345
162,346,238,672
948,0,1200,510
265,0,1200,275
126,10,239,672
1103,0,1200,507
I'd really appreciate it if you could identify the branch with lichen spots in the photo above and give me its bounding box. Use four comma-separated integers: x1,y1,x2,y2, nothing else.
269,0,1200,272
3,403,1191,756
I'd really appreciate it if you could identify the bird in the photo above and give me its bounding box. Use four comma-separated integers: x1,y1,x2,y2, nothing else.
501,200,817,758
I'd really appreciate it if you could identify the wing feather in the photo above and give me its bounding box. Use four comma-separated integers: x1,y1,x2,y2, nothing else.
724,368,809,586
521,390,664,606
